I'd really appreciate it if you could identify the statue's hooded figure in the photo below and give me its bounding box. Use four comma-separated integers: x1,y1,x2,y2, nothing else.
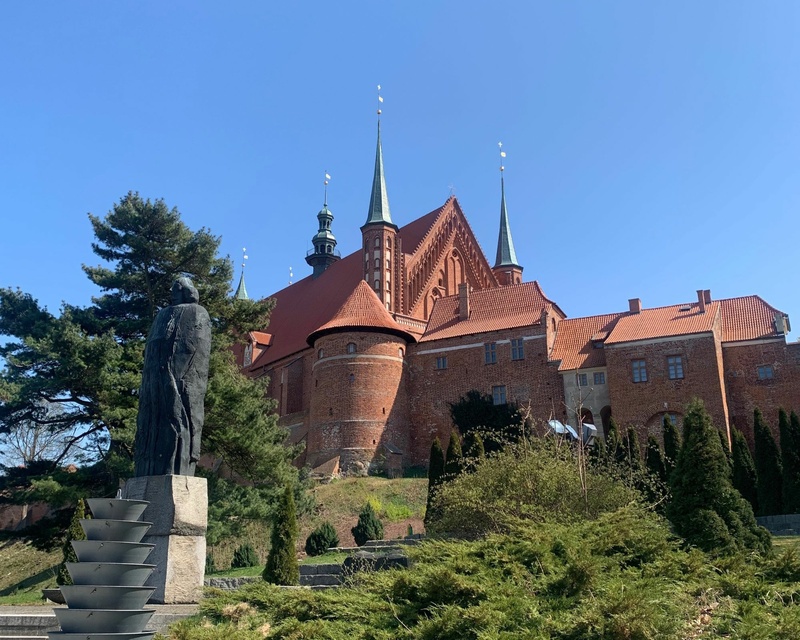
134,277,212,476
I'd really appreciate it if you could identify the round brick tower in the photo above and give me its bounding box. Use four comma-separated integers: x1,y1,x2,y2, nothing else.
306,280,415,476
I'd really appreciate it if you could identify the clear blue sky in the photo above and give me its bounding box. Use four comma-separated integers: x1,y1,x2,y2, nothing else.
1,2,798,337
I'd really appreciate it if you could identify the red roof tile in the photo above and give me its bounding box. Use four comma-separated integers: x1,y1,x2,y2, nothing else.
307,280,415,344
249,200,452,370
605,301,721,344
719,295,783,342
550,313,625,371
420,281,555,342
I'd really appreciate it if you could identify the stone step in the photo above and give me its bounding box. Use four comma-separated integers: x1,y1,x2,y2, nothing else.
299,574,341,587
299,564,343,576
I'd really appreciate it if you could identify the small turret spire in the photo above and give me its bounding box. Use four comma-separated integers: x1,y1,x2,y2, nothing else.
306,171,341,278
234,248,249,300
363,85,394,228
493,143,523,286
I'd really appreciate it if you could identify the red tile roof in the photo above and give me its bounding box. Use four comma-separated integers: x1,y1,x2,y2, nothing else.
719,295,782,342
249,200,451,370
604,301,721,344
307,280,416,344
420,281,555,342
249,331,272,346
550,313,625,371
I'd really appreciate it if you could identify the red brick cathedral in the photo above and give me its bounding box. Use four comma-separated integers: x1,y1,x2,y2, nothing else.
238,122,799,476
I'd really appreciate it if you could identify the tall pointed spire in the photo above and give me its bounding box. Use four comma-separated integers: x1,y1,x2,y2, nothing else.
235,248,249,300
493,143,523,286
363,85,394,228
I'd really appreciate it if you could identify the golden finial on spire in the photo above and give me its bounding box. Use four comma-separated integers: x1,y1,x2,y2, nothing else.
323,171,331,205
498,142,506,172
377,84,383,116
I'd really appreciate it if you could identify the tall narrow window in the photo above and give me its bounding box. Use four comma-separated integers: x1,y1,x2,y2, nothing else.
632,360,647,383
511,338,524,360
485,342,497,364
492,385,507,405
576,373,588,387
667,356,684,380
435,356,447,370
346,342,357,354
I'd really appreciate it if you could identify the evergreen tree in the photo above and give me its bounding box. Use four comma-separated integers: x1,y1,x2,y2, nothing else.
645,436,667,483
463,431,485,462
305,522,339,557
449,390,522,452
590,437,608,466
444,431,464,480
351,502,384,546
262,485,299,585
231,543,259,568
424,437,446,528
667,399,770,555
780,409,800,514
606,418,623,464
662,415,682,479
753,408,783,516
731,427,759,514
623,427,643,471
56,499,88,585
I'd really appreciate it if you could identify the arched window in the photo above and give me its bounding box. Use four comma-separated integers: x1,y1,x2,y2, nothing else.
386,238,391,248
346,342,357,354
374,279,380,291
398,347,404,358
374,237,380,248
317,348,324,359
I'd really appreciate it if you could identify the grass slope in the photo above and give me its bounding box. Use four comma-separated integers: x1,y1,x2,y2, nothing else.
0,534,60,605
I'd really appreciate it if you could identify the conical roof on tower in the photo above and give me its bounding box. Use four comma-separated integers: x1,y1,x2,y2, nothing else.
494,173,521,269
234,272,248,300
363,120,394,228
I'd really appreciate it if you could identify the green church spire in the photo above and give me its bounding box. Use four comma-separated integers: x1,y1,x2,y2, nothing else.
234,248,249,300
363,88,394,228
494,144,520,269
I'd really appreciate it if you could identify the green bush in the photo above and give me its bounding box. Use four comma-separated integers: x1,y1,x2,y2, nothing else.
204,553,216,574
262,485,299,585
754,407,783,516
351,502,384,546
56,498,88,586
304,522,339,556
231,543,259,568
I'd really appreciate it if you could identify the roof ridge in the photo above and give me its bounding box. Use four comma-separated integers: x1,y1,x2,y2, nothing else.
402,198,451,256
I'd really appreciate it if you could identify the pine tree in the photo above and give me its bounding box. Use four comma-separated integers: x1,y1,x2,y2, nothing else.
645,436,667,483
262,485,299,585
305,522,339,557
753,408,783,516
351,502,384,546
663,415,682,479
56,499,88,586
667,399,770,555
780,409,800,514
444,431,464,480
731,427,759,514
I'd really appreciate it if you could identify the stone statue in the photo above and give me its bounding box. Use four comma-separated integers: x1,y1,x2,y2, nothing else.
134,277,211,477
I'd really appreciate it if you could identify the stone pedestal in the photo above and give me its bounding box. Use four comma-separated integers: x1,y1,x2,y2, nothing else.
123,475,207,604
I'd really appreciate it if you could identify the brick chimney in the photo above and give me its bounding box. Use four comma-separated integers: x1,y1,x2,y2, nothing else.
704,289,711,304
697,290,706,313
628,298,642,314
458,283,470,320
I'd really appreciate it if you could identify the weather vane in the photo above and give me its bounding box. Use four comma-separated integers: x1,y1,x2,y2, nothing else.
324,171,331,206
498,142,506,173
377,84,383,117
288,266,293,285
241,247,248,271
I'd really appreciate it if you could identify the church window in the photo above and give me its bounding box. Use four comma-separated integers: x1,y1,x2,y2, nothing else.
757,365,774,380
347,342,357,354
667,356,684,380
492,385,507,405
511,338,524,360
375,258,380,268
386,238,391,248
485,342,497,364
632,360,647,383
436,356,447,370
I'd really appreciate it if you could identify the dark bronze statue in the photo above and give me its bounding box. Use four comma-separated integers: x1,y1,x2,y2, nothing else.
134,277,211,476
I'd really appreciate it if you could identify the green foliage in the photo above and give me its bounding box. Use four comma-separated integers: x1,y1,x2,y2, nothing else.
663,414,682,478
262,485,299,585
449,390,522,452
424,437,445,528
754,408,783,516
231,543,259,569
667,399,770,555
622,426,643,471
204,553,216,574
780,409,800,514
731,427,759,514
351,502,384,546
304,522,339,557
605,417,623,463
56,499,87,586
443,431,463,480
0,192,306,539
463,431,485,462
429,438,637,539
645,435,667,483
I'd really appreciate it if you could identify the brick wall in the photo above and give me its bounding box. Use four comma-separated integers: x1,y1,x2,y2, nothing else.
407,323,563,465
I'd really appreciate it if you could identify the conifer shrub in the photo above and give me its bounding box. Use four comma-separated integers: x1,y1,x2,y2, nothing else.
424,437,445,528
645,435,667,483
667,399,770,555
754,408,783,516
662,414,682,478
780,409,800,514
444,431,464,480
205,553,216,574
463,431,485,462
352,502,383,546
731,427,759,513
305,522,339,556
262,485,299,585
56,498,88,586
231,543,259,568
